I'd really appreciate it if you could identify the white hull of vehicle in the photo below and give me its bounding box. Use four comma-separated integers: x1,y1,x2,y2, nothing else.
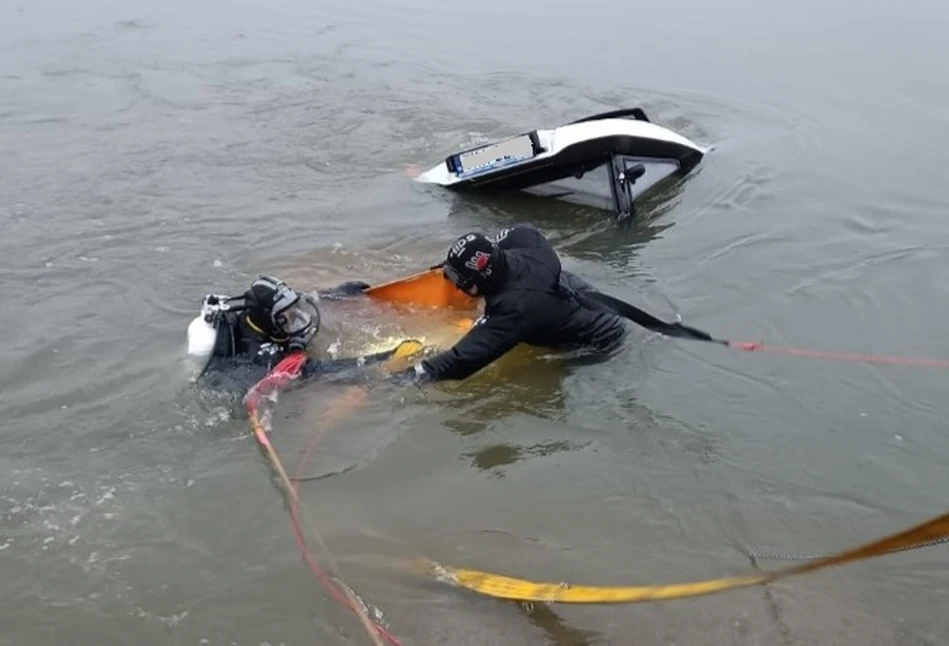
412,108,707,217
416,117,707,188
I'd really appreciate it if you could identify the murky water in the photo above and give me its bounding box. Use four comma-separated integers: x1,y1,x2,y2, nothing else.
3,0,949,644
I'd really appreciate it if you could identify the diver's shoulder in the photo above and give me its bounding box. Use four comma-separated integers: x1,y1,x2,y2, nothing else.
493,223,548,249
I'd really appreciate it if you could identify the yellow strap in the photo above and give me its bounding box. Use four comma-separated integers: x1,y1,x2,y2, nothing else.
419,509,949,604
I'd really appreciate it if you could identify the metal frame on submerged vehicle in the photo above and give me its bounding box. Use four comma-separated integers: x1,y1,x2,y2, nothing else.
414,107,709,220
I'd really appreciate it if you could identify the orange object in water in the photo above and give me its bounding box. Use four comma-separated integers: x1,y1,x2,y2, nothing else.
365,268,477,310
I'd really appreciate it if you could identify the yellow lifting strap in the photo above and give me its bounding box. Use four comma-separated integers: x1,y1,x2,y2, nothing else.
416,509,949,604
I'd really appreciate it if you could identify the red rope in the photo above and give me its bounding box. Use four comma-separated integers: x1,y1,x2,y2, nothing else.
286,387,403,645
246,355,401,646
728,341,949,368
286,480,402,645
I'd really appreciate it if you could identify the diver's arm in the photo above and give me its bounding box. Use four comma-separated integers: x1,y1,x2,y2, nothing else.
297,342,419,380
416,311,524,381
299,353,377,379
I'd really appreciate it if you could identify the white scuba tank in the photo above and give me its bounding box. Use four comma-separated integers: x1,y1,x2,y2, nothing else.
185,294,229,379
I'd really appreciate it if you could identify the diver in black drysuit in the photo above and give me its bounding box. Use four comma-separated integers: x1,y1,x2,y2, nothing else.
395,223,631,382
193,275,402,394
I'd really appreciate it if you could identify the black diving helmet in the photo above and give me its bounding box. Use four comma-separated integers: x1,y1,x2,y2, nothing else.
244,275,321,345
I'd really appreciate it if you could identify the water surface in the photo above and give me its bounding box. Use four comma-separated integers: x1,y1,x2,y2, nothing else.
3,0,949,644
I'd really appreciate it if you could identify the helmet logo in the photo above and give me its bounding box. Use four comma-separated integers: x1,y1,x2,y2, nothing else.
466,250,491,272
450,234,477,258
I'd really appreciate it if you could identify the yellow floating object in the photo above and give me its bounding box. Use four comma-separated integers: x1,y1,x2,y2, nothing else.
380,339,426,373
420,509,949,604
390,339,425,360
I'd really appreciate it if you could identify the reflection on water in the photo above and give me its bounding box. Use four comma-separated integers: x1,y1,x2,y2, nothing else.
464,439,580,474
516,601,603,646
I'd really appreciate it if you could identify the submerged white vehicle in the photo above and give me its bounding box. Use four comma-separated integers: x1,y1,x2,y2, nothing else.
414,108,708,219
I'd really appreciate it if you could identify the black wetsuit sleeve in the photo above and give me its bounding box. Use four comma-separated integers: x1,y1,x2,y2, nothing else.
297,345,401,380
420,311,524,381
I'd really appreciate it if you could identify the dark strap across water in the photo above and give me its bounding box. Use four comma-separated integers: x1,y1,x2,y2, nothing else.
566,284,724,344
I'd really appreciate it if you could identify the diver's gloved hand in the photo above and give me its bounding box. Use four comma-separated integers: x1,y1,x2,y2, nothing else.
388,362,431,386
335,280,371,295
317,280,371,300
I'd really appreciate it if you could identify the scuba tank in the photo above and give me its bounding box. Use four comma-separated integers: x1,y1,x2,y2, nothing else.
186,293,246,378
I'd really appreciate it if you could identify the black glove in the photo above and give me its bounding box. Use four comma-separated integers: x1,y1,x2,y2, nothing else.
319,280,371,300
335,280,371,294
387,362,431,386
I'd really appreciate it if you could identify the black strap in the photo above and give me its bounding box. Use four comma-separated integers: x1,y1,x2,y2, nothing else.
569,287,726,344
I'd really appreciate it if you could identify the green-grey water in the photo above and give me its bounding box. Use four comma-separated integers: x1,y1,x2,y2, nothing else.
3,0,949,644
